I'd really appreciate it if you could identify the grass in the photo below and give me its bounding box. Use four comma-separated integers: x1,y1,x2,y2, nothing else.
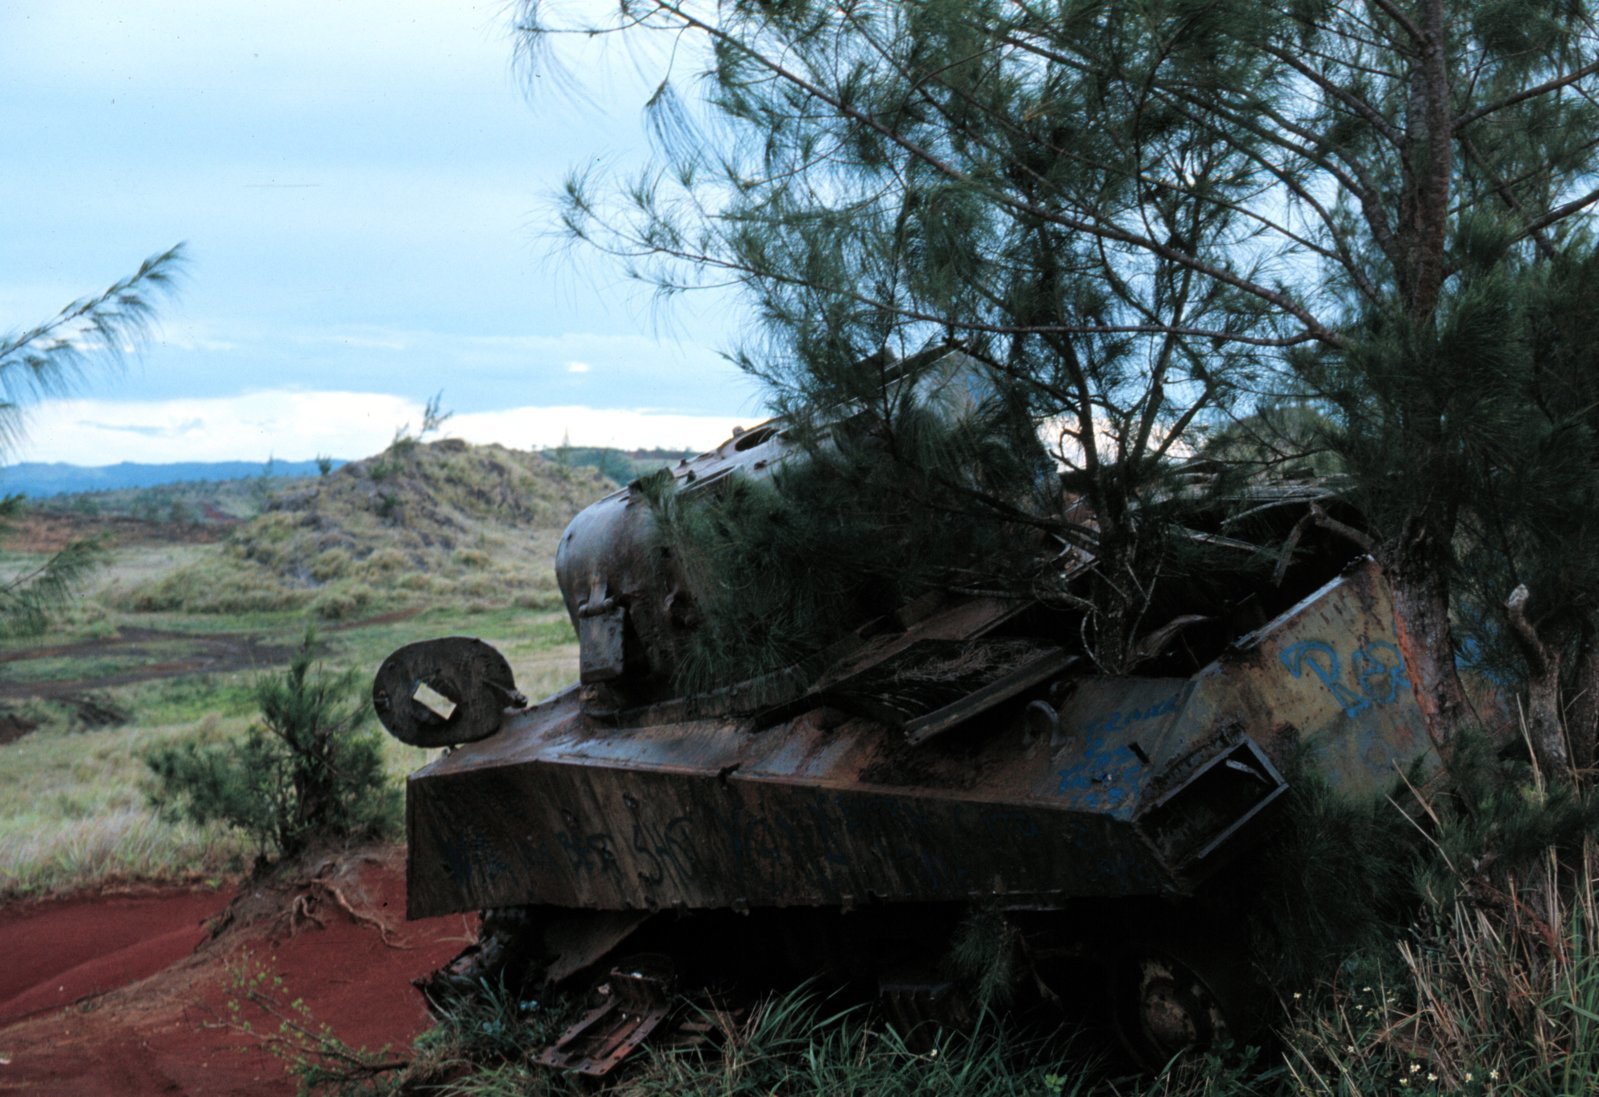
0,717,250,895
0,441,598,899
0,608,579,899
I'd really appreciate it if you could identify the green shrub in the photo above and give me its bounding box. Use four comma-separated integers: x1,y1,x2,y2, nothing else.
309,548,353,582
144,627,400,863
359,547,410,578
453,547,492,569
310,584,374,622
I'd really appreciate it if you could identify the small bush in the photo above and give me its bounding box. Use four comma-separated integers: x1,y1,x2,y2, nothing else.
453,547,492,569
310,584,375,622
359,547,410,578
310,548,353,582
145,627,400,863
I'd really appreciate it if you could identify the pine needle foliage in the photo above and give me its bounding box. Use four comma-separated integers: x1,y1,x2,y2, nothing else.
1241,771,1423,996
0,502,106,639
0,244,185,454
145,627,399,864
0,243,185,636
644,369,1054,691
522,0,1599,748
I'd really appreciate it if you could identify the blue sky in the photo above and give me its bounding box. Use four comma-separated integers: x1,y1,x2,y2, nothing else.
3,1,763,465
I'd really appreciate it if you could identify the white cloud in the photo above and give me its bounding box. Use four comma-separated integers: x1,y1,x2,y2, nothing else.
19,391,421,465
565,360,592,373
14,391,757,466
452,405,753,452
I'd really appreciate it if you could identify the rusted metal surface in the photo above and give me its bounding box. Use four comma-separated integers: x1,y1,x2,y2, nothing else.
555,419,792,709
402,553,1429,919
537,961,674,1076
373,637,525,748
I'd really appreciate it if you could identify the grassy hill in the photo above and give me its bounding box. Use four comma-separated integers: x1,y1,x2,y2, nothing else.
112,438,613,620
0,437,620,897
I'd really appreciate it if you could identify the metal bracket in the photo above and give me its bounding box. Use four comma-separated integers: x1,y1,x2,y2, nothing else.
536,962,673,1076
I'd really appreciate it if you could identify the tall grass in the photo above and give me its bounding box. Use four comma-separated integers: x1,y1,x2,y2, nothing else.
1281,778,1599,1096
0,718,251,896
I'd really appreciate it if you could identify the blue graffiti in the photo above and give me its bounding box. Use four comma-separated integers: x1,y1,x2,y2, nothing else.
1280,639,1412,718
1080,694,1180,739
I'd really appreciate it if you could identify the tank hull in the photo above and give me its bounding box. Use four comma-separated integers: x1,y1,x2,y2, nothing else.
405,557,1426,921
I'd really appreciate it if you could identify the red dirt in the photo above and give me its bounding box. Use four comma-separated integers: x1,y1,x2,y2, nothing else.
1,513,234,553
0,848,475,1096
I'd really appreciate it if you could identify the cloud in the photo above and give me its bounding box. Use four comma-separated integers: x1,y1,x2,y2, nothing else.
565,361,592,373
452,405,754,452
20,392,420,465
77,418,206,438
15,390,757,465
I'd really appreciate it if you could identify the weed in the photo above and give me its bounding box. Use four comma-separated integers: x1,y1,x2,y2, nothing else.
222,951,407,1094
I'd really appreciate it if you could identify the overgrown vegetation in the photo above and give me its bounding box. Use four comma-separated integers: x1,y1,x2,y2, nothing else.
113,439,609,619
144,628,401,863
643,382,1052,689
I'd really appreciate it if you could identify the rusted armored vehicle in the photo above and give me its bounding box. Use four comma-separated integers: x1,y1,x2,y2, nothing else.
373,355,1438,1069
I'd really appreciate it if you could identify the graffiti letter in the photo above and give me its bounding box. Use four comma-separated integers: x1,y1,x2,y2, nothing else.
1281,640,1370,718
1352,641,1411,705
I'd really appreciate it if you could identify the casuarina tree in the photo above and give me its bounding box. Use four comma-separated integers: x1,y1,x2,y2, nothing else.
0,244,186,636
519,1,1599,762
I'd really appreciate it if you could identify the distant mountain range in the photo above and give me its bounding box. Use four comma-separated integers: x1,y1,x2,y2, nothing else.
0,459,340,498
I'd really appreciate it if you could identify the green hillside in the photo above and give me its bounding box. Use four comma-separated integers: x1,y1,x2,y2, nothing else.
114,438,613,619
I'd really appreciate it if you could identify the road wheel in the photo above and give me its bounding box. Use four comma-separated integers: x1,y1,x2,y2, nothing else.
1111,940,1247,1070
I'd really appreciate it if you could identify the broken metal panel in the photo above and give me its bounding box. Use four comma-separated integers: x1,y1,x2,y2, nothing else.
818,638,1076,745
1136,739,1287,870
1187,557,1433,794
537,962,674,1076
1051,677,1194,819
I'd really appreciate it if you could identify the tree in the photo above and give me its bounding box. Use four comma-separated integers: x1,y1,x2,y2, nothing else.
520,1,1599,762
146,627,400,863
0,244,185,636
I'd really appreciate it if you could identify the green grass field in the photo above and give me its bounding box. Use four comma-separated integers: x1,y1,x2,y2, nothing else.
0,443,590,899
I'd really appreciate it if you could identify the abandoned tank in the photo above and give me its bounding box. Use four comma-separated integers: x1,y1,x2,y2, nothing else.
373,354,1440,1070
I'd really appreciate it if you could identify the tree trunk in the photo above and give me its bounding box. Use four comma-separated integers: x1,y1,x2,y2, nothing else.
1563,636,1599,772
1383,540,1471,752
1506,584,1574,773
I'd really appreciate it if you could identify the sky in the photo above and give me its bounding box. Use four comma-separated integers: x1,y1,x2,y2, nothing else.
2,1,765,466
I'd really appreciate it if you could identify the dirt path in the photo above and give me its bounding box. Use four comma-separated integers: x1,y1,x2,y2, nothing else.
0,847,472,1096
0,628,296,702
0,609,424,705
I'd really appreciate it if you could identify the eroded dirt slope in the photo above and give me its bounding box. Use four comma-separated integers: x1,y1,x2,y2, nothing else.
0,846,472,1096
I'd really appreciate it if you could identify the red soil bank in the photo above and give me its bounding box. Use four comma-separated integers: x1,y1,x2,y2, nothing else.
0,850,474,1096
0,888,227,1025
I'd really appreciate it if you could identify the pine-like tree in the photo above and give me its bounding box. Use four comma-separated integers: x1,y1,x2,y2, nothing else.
0,245,185,636
521,1,1599,758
